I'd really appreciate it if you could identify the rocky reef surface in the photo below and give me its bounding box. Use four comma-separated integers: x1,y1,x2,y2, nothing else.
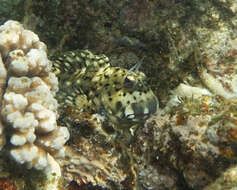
0,0,237,190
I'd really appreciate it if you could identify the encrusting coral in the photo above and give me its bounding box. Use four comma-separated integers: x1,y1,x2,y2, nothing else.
0,20,69,188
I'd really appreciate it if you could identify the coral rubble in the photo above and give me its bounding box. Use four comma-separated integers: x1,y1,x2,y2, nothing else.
138,37,237,189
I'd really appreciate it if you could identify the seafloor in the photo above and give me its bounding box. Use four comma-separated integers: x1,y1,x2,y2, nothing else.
0,0,237,190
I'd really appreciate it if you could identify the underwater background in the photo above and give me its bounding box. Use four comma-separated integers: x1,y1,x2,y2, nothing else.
0,0,237,189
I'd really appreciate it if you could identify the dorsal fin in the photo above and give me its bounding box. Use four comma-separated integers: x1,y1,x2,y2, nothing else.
50,49,110,75
128,57,144,74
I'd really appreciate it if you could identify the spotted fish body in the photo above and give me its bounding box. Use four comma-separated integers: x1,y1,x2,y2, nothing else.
51,50,158,128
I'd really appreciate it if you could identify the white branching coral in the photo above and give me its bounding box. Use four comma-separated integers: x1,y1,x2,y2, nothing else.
0,20,69,181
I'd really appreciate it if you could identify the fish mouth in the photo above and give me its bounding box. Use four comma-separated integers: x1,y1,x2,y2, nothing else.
124,96,159,122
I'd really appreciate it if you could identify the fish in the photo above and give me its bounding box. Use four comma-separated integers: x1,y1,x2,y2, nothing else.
51,50,158,129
